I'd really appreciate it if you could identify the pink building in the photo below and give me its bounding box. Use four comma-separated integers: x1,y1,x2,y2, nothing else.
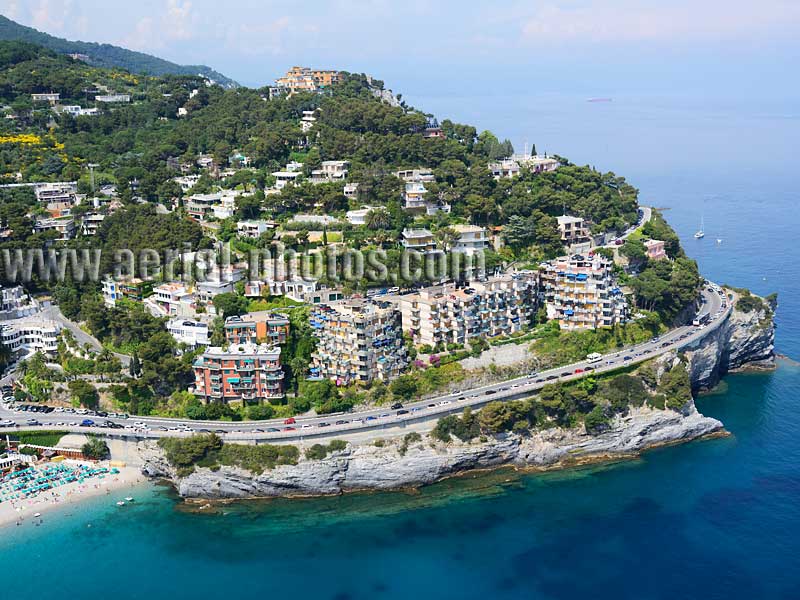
644,239,667,261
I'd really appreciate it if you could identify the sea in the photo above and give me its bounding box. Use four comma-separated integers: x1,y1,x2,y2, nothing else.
1,93,799,599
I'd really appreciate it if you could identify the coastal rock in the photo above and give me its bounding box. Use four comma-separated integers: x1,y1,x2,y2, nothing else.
684,292,776,390
146,404,722,500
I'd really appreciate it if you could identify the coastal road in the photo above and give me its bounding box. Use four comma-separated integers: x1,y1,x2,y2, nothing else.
0,283,731,444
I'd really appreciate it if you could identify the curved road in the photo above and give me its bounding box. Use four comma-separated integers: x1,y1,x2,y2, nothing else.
0,282,730,444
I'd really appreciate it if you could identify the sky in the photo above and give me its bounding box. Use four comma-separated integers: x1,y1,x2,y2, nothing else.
2,0,799,100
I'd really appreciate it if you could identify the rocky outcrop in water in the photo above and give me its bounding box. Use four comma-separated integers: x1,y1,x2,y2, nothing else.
139,404,723,499
684,291,776,390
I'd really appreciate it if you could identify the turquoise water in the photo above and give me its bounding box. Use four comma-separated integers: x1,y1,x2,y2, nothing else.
2,95,799,598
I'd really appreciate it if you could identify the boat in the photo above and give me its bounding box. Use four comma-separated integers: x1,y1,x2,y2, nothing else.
124,497,134,502
716,238,723,244
116,501,125,506
694,216,705,239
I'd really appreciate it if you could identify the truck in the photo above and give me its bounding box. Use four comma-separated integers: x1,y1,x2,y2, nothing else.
692,313,710,327
586,353,603,364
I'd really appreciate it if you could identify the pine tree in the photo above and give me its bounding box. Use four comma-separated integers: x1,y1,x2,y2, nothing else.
129,352,140,378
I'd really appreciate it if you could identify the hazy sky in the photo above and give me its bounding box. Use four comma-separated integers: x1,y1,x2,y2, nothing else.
2,0,799,99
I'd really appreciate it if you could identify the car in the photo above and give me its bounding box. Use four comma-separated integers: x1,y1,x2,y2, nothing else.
301,424,313,429
535,378,545,383
500,387,510,392
457,396,466,401
485,390,497,395
365,416,377,421
614,238,624,245
134,421,146,428
660,342,670,348
379,414,390,419
584,366,594,371
54,407,64,413
651,336,661,342
560,372,571,377
284,417,296,425
284,427,296,431
438,400,452,406
26,419,41,426
267,428,280,432
574,368,584,374
623,355,633,361
214,430,225,434
318,422,331,428
511,384,521,389
335,420,349,425
546,375,557,381
1,419,15,427
397,409,409,415
411,407,422,413
528,371,539,378
252,429,265,433
80,419,94,427
390,402,404,410
96,411,108,417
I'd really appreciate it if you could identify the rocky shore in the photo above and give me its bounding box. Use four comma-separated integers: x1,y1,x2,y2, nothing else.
141,292,775,500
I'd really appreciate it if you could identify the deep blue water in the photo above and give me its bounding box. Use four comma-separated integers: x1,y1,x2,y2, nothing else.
2,95,799,599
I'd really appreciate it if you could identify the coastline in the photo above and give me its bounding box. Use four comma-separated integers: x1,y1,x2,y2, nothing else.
0,464,147,530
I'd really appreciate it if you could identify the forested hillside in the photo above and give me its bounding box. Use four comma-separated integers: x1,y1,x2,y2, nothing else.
0,15,237,87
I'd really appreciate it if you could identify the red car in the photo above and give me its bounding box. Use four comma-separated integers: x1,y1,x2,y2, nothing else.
574,368,584,374
283,417,296,425
284,427,296,431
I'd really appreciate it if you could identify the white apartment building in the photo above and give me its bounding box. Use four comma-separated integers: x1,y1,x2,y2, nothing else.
301,110,316,132
33,217,76,241
34,182,77,205
402,181,450,215
0,286,37,320
539,254,628,330
310,160,349,184
394,168,435,183
343,182,359,199
152,282,194,316
167,317,210,348
174,174,201,192
488,159,521,179
81,213,105,236
401,228,438,253
31,93,60,103
95,94,131,103
399,275,538,347
237,220,274,238
345,205,376,225
309,299,408,384
451,225,490,255
272,170,302,190
186,191,237,221
1,318,61,357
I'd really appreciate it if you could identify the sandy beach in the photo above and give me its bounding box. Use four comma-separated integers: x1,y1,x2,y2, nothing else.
0,463,146,529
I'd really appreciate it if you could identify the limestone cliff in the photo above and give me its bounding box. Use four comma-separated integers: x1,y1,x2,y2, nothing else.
684,291,776,390
139,404,722,499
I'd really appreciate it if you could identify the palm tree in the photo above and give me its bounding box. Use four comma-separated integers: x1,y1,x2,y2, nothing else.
435,226,459,253
365,208,391,230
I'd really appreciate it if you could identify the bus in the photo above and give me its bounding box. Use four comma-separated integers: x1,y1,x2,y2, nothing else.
692,314,710,327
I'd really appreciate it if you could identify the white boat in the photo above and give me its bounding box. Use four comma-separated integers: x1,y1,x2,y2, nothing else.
116,501,125,506
125,497,134,502
716,238,722,244
694,216,705,239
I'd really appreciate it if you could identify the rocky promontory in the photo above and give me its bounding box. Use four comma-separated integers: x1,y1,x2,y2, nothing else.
140,290,775,500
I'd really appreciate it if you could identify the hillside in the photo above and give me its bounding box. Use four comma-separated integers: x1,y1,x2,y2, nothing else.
0,14,238,88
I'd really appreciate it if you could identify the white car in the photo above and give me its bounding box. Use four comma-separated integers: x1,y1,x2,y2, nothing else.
133,421,146,428
438,400,452,406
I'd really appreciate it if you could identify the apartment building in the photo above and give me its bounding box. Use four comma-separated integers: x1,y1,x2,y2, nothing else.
452,224,490,255
399,274,538,347
516,154,559,173
186,191,237,221
310,160,349,184
1,317,61,357
644,239,667,261
193,343,285,404
81,213,105,236
152,282,193,316
237,220,275,238
95,94,131,103
31,93,60,103
488,159,521,179
394,168,435,183
271,169,302,190
343,183,359,199
0,286,37,320
300,110,317,132
345,205,376,225
539,254,628,330
101,277,154,306
556,215,590,244
402,228,438,253
167,317,210,348
275,67,340,93
33,217,76,241
34,182,77,205
224,312,290,345
309,299,408,385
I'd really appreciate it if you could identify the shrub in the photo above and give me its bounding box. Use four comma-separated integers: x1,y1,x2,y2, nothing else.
305,440,348,460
